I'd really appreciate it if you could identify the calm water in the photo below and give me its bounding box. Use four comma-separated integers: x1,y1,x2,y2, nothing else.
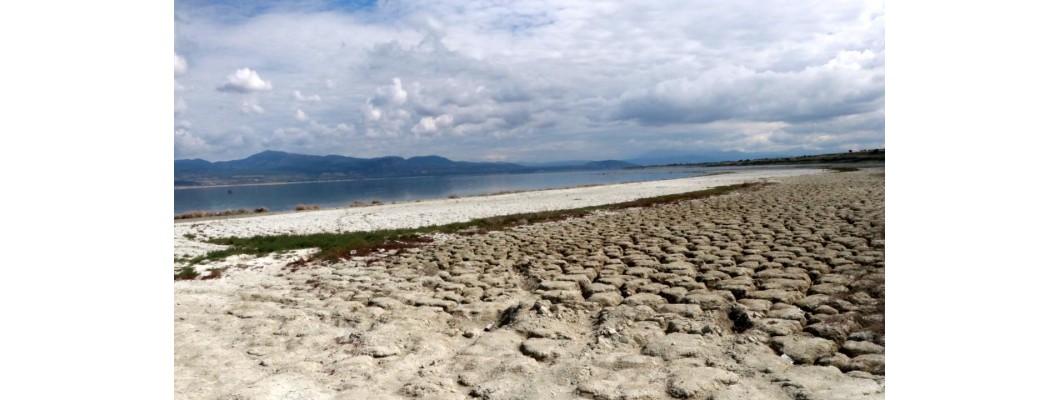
173,166,764,214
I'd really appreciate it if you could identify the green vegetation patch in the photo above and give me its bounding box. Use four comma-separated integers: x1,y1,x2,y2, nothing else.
198,230,431,264
188,182,762,265
174,266,199,280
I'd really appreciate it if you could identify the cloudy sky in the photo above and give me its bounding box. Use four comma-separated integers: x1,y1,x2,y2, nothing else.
174,0,884,162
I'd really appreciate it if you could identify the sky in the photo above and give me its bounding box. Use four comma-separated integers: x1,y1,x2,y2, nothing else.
174,0,884,162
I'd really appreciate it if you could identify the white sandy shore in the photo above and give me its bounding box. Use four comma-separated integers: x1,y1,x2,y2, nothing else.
174,168,824,258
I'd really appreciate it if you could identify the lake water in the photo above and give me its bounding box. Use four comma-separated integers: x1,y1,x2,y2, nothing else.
173,166,771,214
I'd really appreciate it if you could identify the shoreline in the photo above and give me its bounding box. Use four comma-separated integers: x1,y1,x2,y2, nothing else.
174,168,825,258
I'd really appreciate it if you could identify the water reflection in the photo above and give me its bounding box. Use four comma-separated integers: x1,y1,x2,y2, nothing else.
174,167,767,213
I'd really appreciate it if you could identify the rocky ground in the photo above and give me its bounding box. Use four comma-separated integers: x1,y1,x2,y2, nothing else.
175,168,884,399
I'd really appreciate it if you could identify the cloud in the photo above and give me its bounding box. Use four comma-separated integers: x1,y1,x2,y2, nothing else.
174,128,207,158
295,109,309,121
240,99,264,114
614,50,884,125
371,78,407,106
292,90,321,102
175,0,884,162
216,68,273,93
364,103,382,121
412,114,453,136
354,39,550,140
175,96,187,115
174,53,188,76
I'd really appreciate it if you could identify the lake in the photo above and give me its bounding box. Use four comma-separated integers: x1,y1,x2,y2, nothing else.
173,166,776,214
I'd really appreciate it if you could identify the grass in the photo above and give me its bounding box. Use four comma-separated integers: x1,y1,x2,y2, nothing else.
174,266,199,280
199,230,433,263
185,182,764,265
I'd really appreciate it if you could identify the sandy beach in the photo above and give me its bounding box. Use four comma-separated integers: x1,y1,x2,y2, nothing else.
175,167,884,399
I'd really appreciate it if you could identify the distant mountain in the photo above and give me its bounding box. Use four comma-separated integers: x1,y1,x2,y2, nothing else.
580,160,639,169
175,151,526,186
175,151,638,187
174,158,213,172
518,160,595,168
522,159,639,169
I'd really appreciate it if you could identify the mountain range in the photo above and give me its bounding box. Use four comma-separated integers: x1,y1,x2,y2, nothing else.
175,151,639,187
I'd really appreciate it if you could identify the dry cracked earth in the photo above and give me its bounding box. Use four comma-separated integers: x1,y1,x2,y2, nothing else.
175,169,885,400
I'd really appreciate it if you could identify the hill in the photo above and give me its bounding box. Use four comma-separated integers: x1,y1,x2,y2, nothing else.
175,151,639,187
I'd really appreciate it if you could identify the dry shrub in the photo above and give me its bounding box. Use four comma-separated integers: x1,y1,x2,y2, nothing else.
175,208,255,220
201,267,228,280
295,204,320,211
174,210,208,220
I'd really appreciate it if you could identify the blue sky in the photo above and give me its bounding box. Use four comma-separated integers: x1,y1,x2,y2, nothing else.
175,0,884,162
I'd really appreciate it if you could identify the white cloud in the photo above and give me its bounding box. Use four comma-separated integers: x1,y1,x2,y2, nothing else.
174,53,188,76
292,90,321,102
414,117,437,134
412,114,453,136
295,109,309,121
216,68,273,93
614,50,884,125
240,100,264,114
174,96,187,115
174,128,207,158
372,78,407,106
175,0,884,161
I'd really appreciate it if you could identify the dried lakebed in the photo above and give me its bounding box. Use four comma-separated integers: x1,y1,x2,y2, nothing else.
175,169,884,399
